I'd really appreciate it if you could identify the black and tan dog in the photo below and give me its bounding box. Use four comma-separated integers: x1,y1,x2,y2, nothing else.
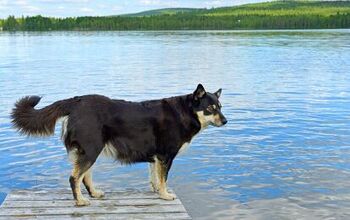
11,84,227,206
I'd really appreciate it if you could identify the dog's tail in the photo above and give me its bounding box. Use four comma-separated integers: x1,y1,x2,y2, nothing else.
11,96,72,136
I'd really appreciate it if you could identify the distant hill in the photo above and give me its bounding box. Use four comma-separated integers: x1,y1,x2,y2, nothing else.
199,1,350,16
1,1,350,31
121,1,350,17
120,8,205,17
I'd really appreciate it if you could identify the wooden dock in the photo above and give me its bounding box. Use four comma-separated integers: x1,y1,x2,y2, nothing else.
0,188,191,219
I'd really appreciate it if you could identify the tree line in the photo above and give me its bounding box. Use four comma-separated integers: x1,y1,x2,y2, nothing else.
1,14,349,31
1,1,350,31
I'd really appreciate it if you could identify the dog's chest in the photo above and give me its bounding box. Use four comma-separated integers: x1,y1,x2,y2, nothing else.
178,142,190,154
178,128,204,155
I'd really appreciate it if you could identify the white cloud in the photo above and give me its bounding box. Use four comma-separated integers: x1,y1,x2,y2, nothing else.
36,0,57,2
112,6,123,11
64,0,90,3
24,5,40,12
139,0,160,5
97,4,106,9
38,0,90,3
14,0,28,6
0,0,9,10
12,0,40,12
80,7,94,13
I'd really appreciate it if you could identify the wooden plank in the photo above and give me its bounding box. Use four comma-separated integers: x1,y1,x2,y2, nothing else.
6,191,160,201
0,194,8,209
2,198,182,208
0,189,192,219
0,204,186,216
10,188,175,195
0,212,191,220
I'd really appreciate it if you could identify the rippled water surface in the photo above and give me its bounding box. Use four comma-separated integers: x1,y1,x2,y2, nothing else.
1,30,350,219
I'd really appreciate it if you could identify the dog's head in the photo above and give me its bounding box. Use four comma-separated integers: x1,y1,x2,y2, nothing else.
192,84,227,128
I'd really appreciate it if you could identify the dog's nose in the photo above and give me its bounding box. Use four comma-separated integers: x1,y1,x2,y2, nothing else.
222,118,227,125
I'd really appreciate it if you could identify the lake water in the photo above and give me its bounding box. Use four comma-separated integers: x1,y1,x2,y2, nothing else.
0,30,350,219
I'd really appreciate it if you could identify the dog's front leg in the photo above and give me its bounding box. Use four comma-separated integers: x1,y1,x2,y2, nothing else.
155,157,176,200
149,162,158,192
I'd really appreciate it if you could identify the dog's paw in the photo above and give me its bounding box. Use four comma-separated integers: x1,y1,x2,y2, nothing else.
91,189,105,198
159,192,176,200
75,197,91,206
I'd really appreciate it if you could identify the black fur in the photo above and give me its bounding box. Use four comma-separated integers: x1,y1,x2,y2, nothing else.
11,93,206,164
11,96,78,136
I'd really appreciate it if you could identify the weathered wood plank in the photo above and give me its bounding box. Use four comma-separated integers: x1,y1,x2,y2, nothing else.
0,204,186,216
6,191,160,201
2,198,182,208
10,188,175,195
0,212,191,220
0,189,191,219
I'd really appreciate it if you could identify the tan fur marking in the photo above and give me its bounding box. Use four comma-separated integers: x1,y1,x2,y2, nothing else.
213,114,222,125
196,111,215,128
69,150,92,206
71,164,90,206
154,157,176,200
178,142,190,154
149,161,158,192
196,111,223,127
68,148,78,164
83,168,104,198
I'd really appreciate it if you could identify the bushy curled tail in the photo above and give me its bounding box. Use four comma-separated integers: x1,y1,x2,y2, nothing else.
11,96,71,136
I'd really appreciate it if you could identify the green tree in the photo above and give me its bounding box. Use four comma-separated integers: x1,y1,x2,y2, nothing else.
3,16,20,31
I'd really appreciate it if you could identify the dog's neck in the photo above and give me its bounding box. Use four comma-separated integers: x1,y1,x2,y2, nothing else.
164,94,202,139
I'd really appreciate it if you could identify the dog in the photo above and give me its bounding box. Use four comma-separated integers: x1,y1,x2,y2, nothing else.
11,84,227,206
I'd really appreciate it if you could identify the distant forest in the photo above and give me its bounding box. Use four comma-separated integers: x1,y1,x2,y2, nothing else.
1,1,350,31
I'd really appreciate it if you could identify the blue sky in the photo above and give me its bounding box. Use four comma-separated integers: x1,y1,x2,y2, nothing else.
0,0,269,18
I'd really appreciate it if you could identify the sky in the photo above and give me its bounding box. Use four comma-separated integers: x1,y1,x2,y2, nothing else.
0,0,269,18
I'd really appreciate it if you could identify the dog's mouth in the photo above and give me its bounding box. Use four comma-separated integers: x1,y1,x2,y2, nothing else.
212,118,227,127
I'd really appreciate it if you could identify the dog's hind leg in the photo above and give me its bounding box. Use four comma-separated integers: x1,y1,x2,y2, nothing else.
83,167,105,198
69,152,93,206
68,141,102,206
155,156,176,200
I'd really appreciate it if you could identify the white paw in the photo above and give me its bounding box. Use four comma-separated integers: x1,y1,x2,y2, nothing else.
159,192,176,200
75,197,91,206
91,189,105,198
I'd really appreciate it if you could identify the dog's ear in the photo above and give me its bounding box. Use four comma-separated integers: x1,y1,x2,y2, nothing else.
193,84,206,101
214,88,222,98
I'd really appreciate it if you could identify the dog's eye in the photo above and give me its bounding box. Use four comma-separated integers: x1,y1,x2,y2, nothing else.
207,105,217,113
207,105,214,112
